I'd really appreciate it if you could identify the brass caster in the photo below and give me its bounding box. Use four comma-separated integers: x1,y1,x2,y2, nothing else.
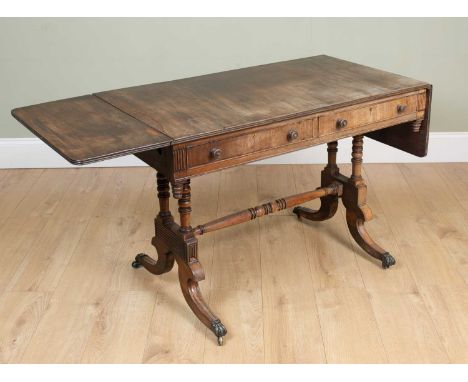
211,319,227,346
132,253,146,269
292,207,302,219
381,253,396,269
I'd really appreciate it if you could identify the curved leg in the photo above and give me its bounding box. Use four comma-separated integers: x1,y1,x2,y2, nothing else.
176,180,227,345
132,172,175,275
134,176,227,344
133,248,175,275
176,253,227,345
293,195,338,221
294,141,339,222
346,210,395,268
344,136,395,269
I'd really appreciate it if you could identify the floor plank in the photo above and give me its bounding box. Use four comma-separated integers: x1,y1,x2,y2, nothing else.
257,164,296,216
399,163,468,283
435,163,468,213
260,216,326,363
364,164,466,288
0,292,51,363
93,168,151,218
20,217,139,363
0,164,467,363
51,167,115,222
204,288,264,363
141,269,207,364
0,169,43,225
13,169,78,218
0,217,47,293
259,164,325,363
364,164,439,245
10,217,89,292
419,285,468,363
109,239,160,292
80,290,156,363
368,289,449,363
397,240,465,289
315,288,387,363
293,164,365,290
204,166,264,363
211,167,262,290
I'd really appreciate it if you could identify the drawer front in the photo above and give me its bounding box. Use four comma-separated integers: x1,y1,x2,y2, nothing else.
186,117,317,168
319,94,418,136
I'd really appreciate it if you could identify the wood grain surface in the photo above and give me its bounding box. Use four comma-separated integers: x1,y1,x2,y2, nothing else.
11,55,430,165
12,96,171,165
97,55,427,142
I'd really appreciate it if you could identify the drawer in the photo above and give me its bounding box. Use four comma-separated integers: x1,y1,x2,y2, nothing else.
186,117,317,167
319,94,418,136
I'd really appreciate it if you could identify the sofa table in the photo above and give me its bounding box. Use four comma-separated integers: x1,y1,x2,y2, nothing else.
12,55,432,346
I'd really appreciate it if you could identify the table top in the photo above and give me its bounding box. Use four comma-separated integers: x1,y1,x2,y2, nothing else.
12,55,429,165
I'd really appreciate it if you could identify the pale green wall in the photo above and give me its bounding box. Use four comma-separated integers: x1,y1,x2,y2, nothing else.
1,18,467,138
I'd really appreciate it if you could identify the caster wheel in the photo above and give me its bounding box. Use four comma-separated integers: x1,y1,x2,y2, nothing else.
217,336,224,346
381,253,396,269
131,260,141,269
292,207,301,219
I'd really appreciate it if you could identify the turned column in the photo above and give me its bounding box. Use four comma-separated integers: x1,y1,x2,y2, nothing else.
132,172,175,274
344,135,368,210
342,135,395,268
171,178,227,344
292,140,341,222
350,135,364,186
172,179,192,233
156,172,171,221
325,140,339,175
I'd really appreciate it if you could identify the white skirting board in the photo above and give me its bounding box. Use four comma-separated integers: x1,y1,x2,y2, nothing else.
0,132,467,169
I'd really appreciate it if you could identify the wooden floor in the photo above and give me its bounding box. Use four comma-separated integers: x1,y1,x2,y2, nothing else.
0,163,467,364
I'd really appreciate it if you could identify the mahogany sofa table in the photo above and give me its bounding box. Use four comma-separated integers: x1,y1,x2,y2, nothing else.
12,55,432,346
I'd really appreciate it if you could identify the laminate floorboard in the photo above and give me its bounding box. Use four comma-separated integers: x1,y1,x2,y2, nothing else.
1,164,466,363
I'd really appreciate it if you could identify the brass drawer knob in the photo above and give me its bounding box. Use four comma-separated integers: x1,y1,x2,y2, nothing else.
397,104,407,113
287,129,299,142
210,148,222,160
336,119,348,129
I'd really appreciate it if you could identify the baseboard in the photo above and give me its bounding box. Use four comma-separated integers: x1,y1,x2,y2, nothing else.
0,132,466,169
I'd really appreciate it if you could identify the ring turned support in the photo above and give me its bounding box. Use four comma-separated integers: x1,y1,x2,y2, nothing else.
293,140,340,221
132,172,175,274
133,176,227,345
294,137,395,269
133,137,395,347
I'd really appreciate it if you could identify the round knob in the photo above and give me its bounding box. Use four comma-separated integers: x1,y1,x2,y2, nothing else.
210,148,222,160
287,130,299,142
336,119,348,129
397,104,407,113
